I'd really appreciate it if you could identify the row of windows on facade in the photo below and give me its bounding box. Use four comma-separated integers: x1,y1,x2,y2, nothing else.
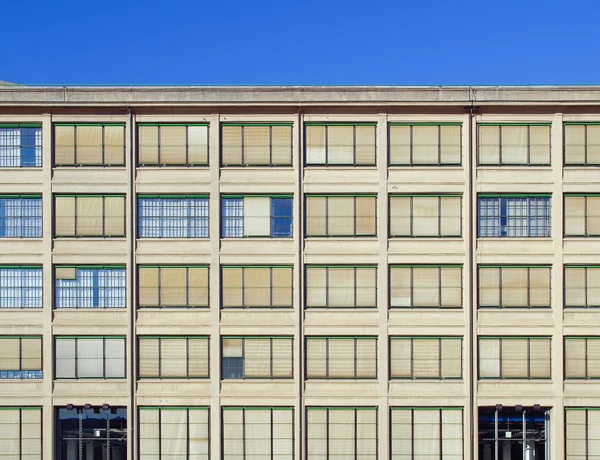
2,335,598,381
6,404,600,460
2,122,600,167
2,265,600,309
6,193,600,238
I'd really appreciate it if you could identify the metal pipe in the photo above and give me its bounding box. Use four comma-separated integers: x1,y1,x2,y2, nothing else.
523,409,526,460
495,408,499,460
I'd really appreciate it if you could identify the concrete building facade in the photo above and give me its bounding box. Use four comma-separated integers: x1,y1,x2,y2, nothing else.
0,85,599,459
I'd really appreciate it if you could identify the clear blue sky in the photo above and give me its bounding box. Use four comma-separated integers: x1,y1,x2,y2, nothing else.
2,0,598,85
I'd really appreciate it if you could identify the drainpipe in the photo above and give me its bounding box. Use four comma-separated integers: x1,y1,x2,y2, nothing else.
468,95,476,460
127,106,136,459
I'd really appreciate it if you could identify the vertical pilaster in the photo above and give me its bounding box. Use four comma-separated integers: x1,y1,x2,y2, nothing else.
209,113,222,460
377,112,389,460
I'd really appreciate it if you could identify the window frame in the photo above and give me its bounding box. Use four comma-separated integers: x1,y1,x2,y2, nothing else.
137,265,209,309
389,265,463,309
137,335,210,380
564,121,600,166
220,336,294,380
388,193,463,238
565,407,600,460
304,122,377,167
0,406,42,460
137,194,210,238
477,336,552,380
54,336,127,380
53,122,126,167
221,122,293,167
304,265,377,309
564,265,600,309
304,194,377,237
0,123,42,168
389,336,463,380
54,265,126,309
137,122,209,167
0,265,43,309
138,406,210,460
305,336,378,380
477,122,552,166
564,193,600,237
220,195,293,238
389,407,464,460
53,194,126,238
477,194,552,238
305,406,378,460
564,336,600,380
0,194,42,238
477,265,552,309
221,265,293,309
0,336,43,379
388,122,462,166
222,406,294,460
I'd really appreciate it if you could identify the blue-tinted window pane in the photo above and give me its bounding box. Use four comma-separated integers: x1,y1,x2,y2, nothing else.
0,267,42,308
55,268,126,308
138,197,209,238
271,198,293,237
478,197,551,237
221,198,243,237
222,357,244,379
0,197,42,238
0,127,41,167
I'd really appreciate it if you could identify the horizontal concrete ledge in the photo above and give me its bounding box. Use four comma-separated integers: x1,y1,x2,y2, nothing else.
1,85,600,105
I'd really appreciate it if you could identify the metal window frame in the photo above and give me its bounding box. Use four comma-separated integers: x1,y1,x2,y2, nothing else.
304,265,378,309
220,336,294,380
221,265,294,309
305,336,377,380
477,265,552,309
53,123,126,167
388,194,463,238
54,336,126,380
388,265,463,309
304,123,377,167
477,336,552,380
221,122,293,167
0,124,43,168
0,335,43,380
137,194,210,239
137,335,210,380
389,336,463,380
388,122,463,166
53,265,126,309
137,122,210,167
304,194,377,238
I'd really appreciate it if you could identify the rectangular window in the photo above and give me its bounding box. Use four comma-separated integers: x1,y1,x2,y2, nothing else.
54,194,125,237
0,195,42,238
138,195,209,238
565,337,600,379
478,123,551,165
139,407,209,460
305,265,376,309
306,337,377,379
138,336,209,379
0,266,42,309
305,123,376,166
0,336,42,379
389,194,462,237
0,124,42,167
0,407,42,460
564,122,600,166
54,336,126,379
305,195,376,237
566,408,600,460
221,336,293,380
478,337,551,379
222,407,294,460
565,194,600,237
565,266,600,308
478,194,551,237
222,123,293,166
221,195,292,238
138,123,209,166
55,265,126,309
478,266,551,309
306,407,377,460
54,123,125,166
222,266,292,309
390,265,462,309
389,337,462,379
389,123,461,166
390,407,463,460
138,265,209,308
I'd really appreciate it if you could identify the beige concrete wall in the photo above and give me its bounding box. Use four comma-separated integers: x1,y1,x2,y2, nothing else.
0,87,599,458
